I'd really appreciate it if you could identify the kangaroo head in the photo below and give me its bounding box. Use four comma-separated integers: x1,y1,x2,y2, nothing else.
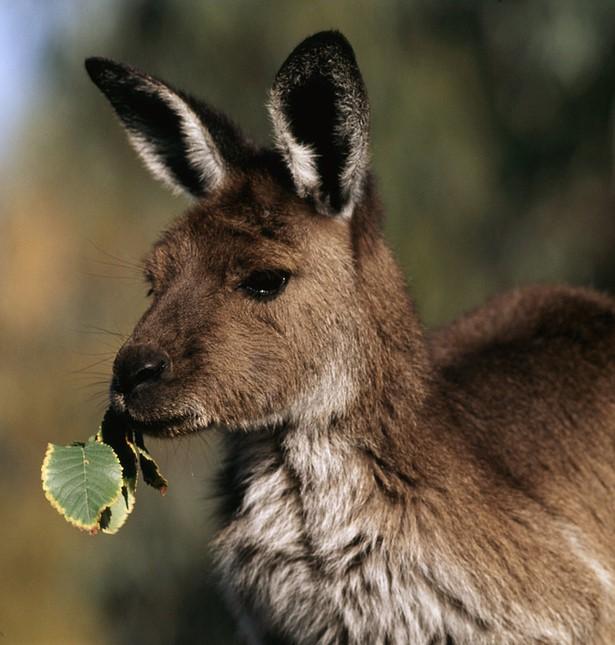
87,32,386,438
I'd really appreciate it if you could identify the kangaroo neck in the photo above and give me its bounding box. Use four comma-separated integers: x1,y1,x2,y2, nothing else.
278,308,439,544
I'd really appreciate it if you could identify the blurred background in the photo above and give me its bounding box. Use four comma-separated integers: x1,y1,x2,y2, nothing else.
2,1,615,642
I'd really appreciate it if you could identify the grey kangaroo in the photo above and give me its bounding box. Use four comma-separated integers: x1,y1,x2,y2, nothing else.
86,31,615,644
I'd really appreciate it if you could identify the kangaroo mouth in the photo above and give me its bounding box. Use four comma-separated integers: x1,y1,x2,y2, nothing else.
109,390,211,438
123,413,187,437
118,409,212,438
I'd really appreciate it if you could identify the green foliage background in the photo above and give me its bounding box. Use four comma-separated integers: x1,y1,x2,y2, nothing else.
2,1,615,643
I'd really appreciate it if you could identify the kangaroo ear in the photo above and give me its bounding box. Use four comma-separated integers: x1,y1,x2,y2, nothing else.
85,58,244,198
268,31,370,219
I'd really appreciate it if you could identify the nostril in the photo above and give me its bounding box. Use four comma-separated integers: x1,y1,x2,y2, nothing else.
113,345,171,396
133,359,167,388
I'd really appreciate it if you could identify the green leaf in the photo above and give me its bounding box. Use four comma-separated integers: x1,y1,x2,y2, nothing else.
99,470,137,534
97,409,139,534
42,408,169,535
42,441,122,533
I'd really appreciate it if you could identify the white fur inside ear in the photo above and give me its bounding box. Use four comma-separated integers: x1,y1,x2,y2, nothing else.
126,130,187,195
159,86,226,190
335,94,370,220
268,87,368,220
337,128,369,220
268,89,320,198
126,80,226,197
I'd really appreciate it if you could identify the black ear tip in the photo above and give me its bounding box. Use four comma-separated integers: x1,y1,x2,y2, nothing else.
84,57,107,82
297,30,354,55
309,30,350,44
277,31,358,78
84,57,131,87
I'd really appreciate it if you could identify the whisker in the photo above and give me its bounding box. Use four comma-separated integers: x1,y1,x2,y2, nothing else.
86,240,144,271
72,350,116,357
74,380,111,391
81,272,142,281
70,357,114,375
88,258,142,273
78,325,128,340
92,399,111,414
86,391,110,403
69,371,112,379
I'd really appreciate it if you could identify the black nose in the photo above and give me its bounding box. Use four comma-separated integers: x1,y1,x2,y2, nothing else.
113,344,170,395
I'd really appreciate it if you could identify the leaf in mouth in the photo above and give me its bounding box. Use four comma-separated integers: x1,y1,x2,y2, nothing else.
134,431,169,494
96,409,139,534
42,441,122,534
41,408,168,535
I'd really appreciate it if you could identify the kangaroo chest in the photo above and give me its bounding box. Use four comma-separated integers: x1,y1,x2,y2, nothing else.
213,433,494,644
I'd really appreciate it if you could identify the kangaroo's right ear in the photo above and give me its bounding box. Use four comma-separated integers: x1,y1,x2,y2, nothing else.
85,58,244,199
268,31,370,219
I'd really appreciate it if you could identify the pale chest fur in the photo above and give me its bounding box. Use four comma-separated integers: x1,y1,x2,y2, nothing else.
213,436,434,644
212,429,608,645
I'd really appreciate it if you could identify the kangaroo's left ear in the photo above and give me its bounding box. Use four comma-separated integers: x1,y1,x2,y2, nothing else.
268,31,370,219
85,57,248,199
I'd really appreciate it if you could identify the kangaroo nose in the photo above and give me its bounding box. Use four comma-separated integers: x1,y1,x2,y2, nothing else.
113,344,170,395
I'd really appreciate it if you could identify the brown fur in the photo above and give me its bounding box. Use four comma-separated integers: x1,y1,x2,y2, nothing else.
88,32,615,644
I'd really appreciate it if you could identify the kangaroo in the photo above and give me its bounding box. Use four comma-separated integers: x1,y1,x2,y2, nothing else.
85,31,615,644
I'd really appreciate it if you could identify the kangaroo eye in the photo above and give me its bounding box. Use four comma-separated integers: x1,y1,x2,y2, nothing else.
239,270,289,300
